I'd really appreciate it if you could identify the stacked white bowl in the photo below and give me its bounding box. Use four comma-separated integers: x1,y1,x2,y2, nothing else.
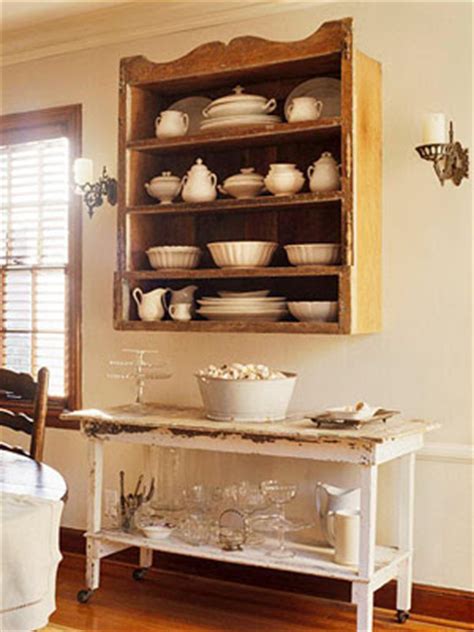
197,290,288,322
207,241,277,268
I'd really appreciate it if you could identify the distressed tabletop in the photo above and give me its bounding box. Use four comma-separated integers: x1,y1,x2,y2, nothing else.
61,405,436,449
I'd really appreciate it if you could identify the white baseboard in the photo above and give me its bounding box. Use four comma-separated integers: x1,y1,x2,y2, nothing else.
417,442,473,464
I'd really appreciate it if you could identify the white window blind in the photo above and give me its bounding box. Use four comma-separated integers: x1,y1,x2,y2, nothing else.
0,137,70,397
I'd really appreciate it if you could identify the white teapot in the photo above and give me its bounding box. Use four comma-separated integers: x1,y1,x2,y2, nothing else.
181,158,218,203
132,287,169,321
307,152,341,193
264,163,305,196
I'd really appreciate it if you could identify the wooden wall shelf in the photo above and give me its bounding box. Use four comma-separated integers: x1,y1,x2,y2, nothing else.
127,192,342,216
127,118,341,154
115,18,382,334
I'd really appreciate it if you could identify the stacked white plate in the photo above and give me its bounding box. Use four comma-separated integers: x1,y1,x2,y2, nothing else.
200,86,281,131
197,294,288,322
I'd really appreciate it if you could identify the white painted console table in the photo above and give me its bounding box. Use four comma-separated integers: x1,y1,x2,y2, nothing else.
61,406,436,631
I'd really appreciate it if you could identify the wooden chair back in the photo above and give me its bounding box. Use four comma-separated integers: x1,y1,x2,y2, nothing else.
0,367,49,461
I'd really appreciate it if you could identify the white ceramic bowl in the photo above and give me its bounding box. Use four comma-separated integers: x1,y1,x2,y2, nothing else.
146,245,201,269
141,524,173,540
284,243,340,266
144,173,181,204
195,371,297,422
288,301,338,322
207,241,277,268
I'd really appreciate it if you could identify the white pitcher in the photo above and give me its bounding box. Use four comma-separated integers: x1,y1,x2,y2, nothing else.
315,482,361,545
132,287,169,321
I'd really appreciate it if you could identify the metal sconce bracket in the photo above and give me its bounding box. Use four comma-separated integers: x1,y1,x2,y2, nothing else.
76,166,118,218
415,121,469,186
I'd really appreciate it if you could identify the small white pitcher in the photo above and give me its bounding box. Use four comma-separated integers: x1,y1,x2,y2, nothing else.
132,287,169,321
155,110,189,139
315,482,360,545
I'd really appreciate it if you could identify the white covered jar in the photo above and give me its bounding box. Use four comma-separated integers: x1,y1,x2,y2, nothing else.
307,152,341,193
144,171,181,204
181,158,218,203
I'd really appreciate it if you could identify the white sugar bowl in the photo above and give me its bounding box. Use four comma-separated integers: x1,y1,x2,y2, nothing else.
264,163,305,197
218,168,265,199
144,172,181,204
181,158,218,203
307,152,341,192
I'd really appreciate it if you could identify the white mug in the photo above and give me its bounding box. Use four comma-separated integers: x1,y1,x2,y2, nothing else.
169,303,192,322
333,509,360,566
155,110,189,139
286,97,323,122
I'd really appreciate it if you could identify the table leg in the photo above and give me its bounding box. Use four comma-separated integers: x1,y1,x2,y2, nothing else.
78,439,103,603
355,464,378,631
396,453,415,619
352,582,373,632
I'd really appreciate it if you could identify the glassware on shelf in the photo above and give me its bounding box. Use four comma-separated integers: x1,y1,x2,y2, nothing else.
261,480,297,516
151,447,184,522
249,514,311,559
108,349,172,411
175,513,215,546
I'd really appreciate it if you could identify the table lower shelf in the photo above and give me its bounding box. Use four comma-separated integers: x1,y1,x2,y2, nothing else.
87,529,407,585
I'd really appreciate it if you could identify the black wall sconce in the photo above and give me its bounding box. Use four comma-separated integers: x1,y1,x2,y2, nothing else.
415,114,469,186
73,159,118,218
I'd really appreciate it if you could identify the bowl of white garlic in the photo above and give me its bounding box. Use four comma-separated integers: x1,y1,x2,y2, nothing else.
195,363,297,422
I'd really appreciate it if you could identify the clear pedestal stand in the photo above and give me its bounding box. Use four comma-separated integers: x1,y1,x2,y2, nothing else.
108,349,172,411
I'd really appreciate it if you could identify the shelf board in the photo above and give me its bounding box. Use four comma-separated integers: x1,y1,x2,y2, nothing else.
123,265,347,280
88,529,406,583
127,118,341,154
115,319,340,334
128,191,342,216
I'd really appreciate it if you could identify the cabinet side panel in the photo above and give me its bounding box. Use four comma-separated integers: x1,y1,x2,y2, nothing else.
353,51,382,333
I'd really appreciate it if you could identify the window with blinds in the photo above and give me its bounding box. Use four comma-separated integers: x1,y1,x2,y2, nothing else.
0,137,70,397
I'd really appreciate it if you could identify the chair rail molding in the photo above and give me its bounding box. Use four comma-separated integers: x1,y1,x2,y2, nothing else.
417,442,473,464
1,0,317,67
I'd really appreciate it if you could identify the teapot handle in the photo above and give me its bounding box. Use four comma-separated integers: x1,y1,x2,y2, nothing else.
210,173,218,187
287,101,294,116
263,98,277,114
218,184,227,196
315,101,324,117
132,287,143,306
154,115,161,128
307,164,315,179
181,174,188,188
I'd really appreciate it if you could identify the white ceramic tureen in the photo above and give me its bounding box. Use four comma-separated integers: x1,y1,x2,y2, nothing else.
144,171,181,204
202,85,277,119
218,168,265,199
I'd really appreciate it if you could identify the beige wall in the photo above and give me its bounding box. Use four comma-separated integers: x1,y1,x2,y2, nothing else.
2,1,472,590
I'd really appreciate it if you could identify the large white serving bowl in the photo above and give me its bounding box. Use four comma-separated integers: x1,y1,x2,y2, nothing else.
288,301,338,322
284,243,340,266
207,241,277,268
146,245,201,269
195,371,297,422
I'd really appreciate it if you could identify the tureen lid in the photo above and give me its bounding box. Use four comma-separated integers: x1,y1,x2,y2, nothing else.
150,171,180,182
224,168,264,185
207,86,268,108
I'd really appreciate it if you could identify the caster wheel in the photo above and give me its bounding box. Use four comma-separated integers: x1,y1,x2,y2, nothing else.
77,589,93,604
396,610,410,624
132,567,147,581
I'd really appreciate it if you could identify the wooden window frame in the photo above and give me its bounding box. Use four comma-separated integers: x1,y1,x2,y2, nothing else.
0,104,82,428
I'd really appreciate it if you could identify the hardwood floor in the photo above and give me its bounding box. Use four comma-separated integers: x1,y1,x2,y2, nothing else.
49,555,470,631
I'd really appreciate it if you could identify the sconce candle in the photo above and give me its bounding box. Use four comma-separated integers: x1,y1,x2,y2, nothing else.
422,112,447,144
73,158,94,186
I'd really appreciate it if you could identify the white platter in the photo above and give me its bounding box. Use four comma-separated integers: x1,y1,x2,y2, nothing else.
284,77,341,120
168,96,212,135
200,114,281,130
218,290,270,298
197,309,287,322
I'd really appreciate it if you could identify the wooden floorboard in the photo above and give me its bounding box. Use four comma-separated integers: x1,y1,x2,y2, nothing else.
49,554,471,632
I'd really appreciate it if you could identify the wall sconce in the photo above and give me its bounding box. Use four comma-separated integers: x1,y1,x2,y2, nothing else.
415,114,469,186
73,158,118,218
